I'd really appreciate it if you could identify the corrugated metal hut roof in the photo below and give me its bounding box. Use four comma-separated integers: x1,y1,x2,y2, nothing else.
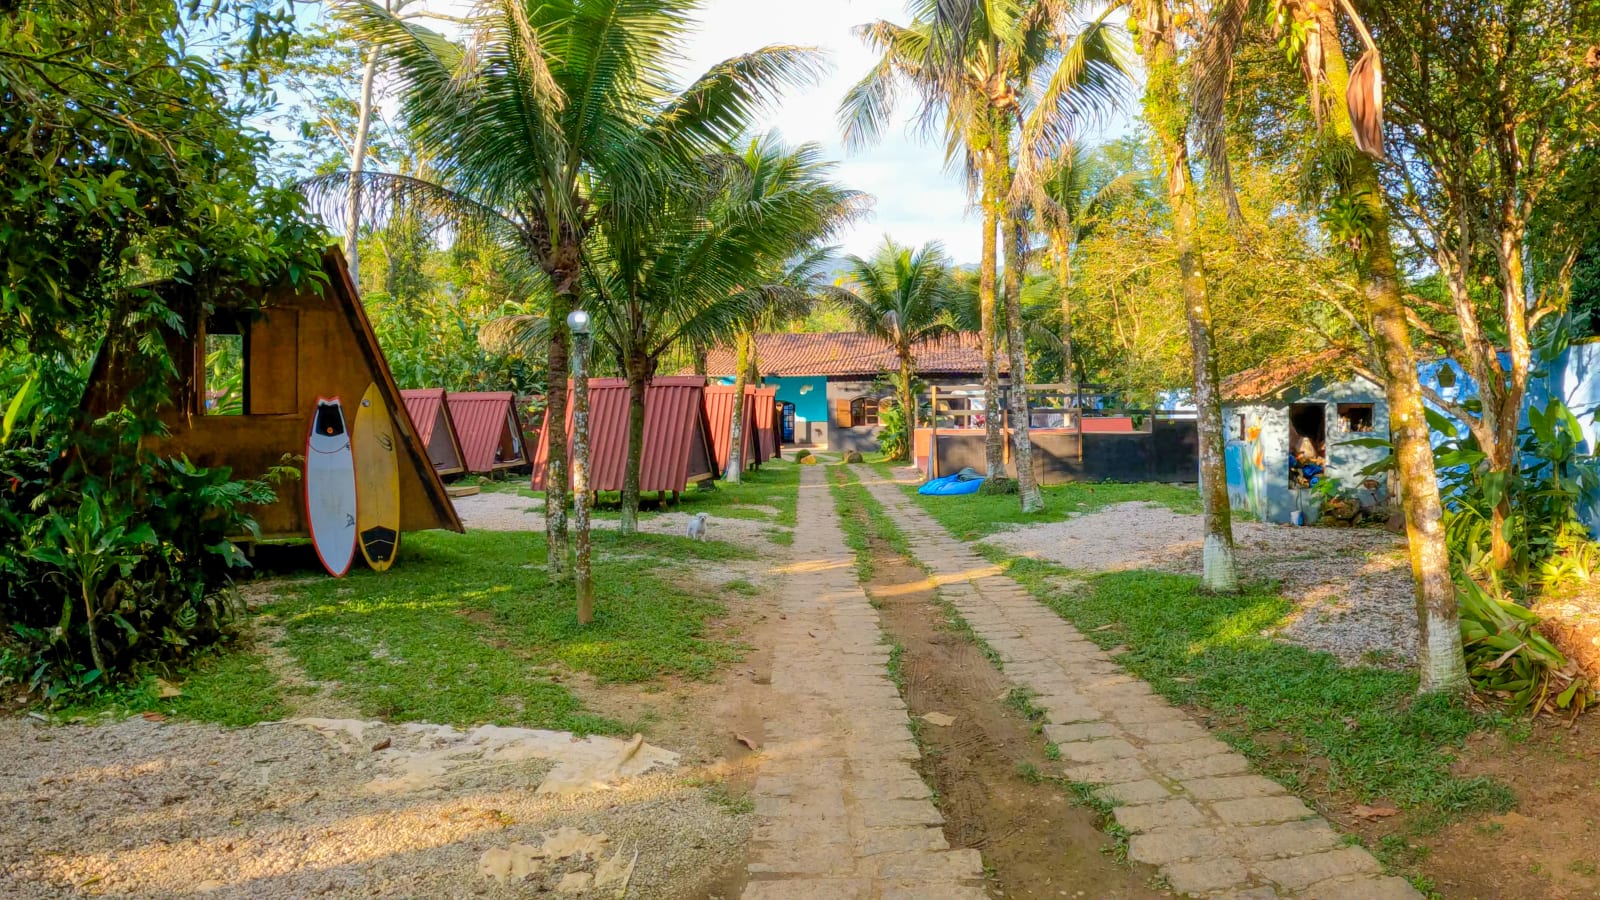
447,391,528,474
401,388,466,475
530,376,718,493
704,384,760,474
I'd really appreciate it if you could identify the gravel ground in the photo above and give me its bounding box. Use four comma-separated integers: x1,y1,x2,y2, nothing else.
453,491,788,547
0,715,746,898
983,502,1417,665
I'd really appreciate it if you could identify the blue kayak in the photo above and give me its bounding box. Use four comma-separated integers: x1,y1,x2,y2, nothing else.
919,471,985,496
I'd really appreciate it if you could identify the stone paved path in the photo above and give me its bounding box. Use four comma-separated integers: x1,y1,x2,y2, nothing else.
860,471,1420,899
742,467,985,899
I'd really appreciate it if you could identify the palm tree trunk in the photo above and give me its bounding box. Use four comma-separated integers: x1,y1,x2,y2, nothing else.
1001,195,1043,512
1317,9,1464,692
620,346,648,535
542,246,575,581
1057,250,1077,397
346,45,379,292
692,339,708,377
726,331,749,484
571,334,594,623
899,343,915,463
980,161,1005,476
1140,0,1237,592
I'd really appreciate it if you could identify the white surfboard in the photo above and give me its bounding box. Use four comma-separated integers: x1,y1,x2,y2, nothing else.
305,397,359,577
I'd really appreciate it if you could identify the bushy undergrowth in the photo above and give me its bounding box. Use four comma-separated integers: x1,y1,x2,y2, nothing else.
1,421,289,703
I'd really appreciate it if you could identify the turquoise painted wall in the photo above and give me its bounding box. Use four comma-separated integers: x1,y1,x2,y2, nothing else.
770,375,828,424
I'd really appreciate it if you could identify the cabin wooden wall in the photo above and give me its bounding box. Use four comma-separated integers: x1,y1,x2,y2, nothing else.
87,251,460,540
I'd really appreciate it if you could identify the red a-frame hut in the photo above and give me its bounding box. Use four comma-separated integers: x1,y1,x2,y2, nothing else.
401,388,467,476
447,391,528,475
529,376,718,493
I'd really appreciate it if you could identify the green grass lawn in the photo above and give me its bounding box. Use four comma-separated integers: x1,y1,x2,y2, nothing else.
872,460,1201,541
994,553,1513,825
579,461,799,539
70,529,757,734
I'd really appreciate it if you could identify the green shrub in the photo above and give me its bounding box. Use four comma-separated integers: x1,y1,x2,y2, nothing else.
1458,576,1591,716
2,419,290,703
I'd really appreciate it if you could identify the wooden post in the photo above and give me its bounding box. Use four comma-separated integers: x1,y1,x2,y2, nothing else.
930,384,939,480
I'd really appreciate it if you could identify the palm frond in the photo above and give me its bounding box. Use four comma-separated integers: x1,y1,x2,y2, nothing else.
298,170,523,248
1191,0,1252,222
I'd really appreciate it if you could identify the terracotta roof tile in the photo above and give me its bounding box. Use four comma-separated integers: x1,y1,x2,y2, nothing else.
692,332,1005,378
1221,348,1358,402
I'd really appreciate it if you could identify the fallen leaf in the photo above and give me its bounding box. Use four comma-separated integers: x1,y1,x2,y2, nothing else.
1091,624,1119,632
734,733,761,751
1351,804,1399,819
140,711,167,722
922,712,956,727
371,737,392,752
155,678,183,699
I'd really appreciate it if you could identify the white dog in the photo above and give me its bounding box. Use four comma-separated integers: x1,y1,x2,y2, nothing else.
686,512,710,541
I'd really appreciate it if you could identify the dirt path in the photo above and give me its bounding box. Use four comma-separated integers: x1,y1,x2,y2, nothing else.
853,510,1164,899
859,470,1420,899
740,466,985,898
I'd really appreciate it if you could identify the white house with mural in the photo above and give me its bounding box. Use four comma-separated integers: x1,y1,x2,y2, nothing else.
1221,349,1391,525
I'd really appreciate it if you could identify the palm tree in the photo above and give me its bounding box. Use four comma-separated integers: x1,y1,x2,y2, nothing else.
310,0,813,579
1130,0,1240,592
725,242,845,485
842,0,1131,511
1194,0,1465,689
834,240,958,461
584,137,858,525
1033,147,1136,399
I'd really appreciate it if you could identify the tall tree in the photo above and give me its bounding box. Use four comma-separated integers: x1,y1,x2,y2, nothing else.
844,0,1129,512
725,243,843,484
1196,0,1467,689
1135,0,1239,591
1033,147,1133,398
314,0,799,579
585,137,858,524
834,240,959,460
1360,0,1600,572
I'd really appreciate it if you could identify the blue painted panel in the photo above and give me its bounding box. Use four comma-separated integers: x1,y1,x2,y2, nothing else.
770,376,828,425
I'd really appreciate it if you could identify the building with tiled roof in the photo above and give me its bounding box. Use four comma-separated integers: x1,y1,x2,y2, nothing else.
698,332,1009,380
693,331,1010,451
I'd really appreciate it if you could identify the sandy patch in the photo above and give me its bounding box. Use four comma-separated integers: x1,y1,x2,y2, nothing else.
985,502,1417,665
0,714,744,899
452,491,788,548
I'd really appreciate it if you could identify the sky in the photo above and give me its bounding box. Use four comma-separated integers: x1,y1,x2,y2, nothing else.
676,0,981,261
305,0,1134,266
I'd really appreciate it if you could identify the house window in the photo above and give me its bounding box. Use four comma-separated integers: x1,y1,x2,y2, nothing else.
1338,403,1375,433
202,319,246,416
1237,414,1247,440
849,397,879,427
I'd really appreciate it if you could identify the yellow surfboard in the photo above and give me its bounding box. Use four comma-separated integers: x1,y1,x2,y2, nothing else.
353,383,401,571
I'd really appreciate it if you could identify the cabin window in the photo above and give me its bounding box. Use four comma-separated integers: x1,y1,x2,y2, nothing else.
1237,414,1247,440
831,398,851,428
849,397,879,427
1338,403,1375,433
202,324,246,416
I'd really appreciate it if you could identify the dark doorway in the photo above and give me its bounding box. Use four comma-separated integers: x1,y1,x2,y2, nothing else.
1288,403,1327,488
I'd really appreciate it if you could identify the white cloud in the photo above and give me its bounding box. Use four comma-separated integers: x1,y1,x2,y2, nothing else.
373,0,1134,265
676,0,982,261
